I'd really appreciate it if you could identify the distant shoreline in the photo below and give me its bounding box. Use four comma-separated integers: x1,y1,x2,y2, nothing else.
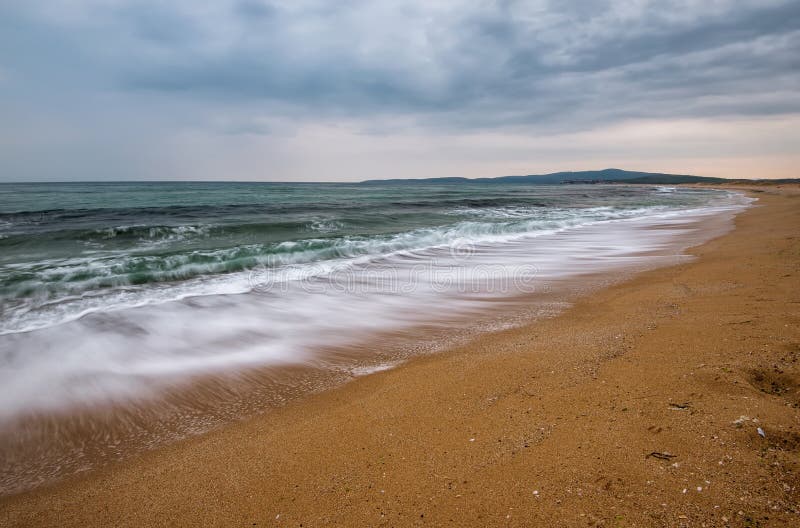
1,170,797,186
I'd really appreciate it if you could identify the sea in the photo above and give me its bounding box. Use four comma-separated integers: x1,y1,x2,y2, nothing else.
0,181,751,493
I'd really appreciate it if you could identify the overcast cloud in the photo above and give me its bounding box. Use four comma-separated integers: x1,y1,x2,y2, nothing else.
1,0,798,181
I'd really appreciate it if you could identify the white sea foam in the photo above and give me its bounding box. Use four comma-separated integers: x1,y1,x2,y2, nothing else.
308,219,347,233
0,191,752,421
0,202,716,335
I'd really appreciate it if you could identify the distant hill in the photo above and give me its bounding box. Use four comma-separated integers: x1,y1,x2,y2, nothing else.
361,168,728,185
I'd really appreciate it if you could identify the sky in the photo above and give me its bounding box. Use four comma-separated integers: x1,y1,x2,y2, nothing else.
0,0,798,182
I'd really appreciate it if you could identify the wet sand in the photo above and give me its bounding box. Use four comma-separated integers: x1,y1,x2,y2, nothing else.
2,184,799,526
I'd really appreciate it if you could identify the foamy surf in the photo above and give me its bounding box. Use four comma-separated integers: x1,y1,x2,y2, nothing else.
1,192,740,336
0,187,751,421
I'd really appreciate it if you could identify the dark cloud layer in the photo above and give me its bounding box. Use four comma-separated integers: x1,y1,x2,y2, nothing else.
125,1,800,125
0,1,798,180
5,2,799,122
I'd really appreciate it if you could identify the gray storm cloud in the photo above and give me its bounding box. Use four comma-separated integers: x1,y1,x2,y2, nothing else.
0,0,798,180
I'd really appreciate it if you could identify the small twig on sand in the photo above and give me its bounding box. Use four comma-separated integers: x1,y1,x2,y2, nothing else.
668,402,691,410
646,452,677,460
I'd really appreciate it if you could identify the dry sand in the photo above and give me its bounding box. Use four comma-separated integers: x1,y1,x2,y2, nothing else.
2,184,799,527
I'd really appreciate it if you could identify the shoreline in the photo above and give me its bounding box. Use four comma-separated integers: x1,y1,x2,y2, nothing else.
2,184,799,526
0,191,746,498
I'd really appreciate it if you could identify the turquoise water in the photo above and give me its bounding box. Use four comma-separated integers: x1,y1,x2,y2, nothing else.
1,182,728,334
